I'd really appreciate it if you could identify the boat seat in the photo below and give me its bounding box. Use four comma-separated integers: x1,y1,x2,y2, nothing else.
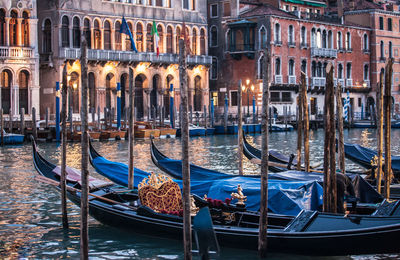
137,205,182,222
283,210,318,232
372,199,400,216
138,172,183,213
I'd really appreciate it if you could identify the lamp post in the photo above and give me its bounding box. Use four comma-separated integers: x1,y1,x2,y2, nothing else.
251,84,256,123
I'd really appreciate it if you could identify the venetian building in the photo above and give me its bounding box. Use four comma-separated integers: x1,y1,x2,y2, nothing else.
0,0,40,119
38,0,211,120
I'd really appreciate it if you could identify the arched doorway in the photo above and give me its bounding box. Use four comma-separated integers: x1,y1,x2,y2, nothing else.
69,72,80,113
0,69,11,114
19,70,29,114
366,96,375,119
120,73,128,114
88,72,96,113
194,76,202,111
151,74,161,118
135,74,145,120
164,75,173,117
106,73,116,111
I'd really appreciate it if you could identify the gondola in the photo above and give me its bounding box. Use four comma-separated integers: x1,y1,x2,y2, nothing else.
33,139,400,255
89,141,325,215
344,142,400,174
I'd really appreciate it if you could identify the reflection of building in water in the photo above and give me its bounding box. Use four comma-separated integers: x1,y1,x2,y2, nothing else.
0,0,40,119
38,0,211,120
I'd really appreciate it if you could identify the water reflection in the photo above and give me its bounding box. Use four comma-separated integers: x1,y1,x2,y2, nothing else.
1,129,400,258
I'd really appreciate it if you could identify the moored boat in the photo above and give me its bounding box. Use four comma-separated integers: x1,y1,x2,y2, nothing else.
1,130,24,144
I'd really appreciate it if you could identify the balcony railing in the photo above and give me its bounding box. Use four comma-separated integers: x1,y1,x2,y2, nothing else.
363,80,370,87
337,79,345,87
300,43,308,49
229,44,255,53
0,46,34,59
310,47,338,58
274,40,282,46
288,75,296,84
275,75,283,84
312,77,326,87
346,78,353,87
58,48,212,65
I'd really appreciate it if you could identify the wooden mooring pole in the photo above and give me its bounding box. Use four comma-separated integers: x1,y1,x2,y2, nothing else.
336,84,345,175
296,81,303,171
61,63,69,229
238,79,244,176
128,67,135,190
384,59,393,199
0,108,3,145
32,107,37,142
20,108,25,137
377,72,384,194
80,37,89,259
258,50,270,257
179,38,192,260
302,72,310,172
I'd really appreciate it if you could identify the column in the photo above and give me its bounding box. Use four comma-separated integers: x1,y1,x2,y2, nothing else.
172,32,176,54
100,28,104,50
69,24,73,48
111,28,115,50
195,34,200,55
17,18,23,46
91,27,95,49
29,19,38,50
5,18,10,46
13,85,19,117
31,86,40,116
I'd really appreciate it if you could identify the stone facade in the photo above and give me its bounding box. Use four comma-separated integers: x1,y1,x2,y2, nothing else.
37,0,211,120
0,0,40,119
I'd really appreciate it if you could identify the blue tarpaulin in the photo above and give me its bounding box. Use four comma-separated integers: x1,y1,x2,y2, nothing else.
92,156,323,215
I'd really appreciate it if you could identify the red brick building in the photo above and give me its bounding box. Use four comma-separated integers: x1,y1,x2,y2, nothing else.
208,0,397,120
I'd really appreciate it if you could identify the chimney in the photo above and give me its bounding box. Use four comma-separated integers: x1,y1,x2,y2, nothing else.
338,0,344,18
231,0,240,18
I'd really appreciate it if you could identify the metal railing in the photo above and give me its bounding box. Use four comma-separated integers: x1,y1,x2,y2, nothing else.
0,46,34,59
310,47,338,58
311,77,326,87
288,75,296,84
346,78,353,87
59,48,212,65
275,75,283,84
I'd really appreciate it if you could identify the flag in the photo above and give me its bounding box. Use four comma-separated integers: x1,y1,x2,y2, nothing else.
120,17,138,53
182,21,192,55
151,21,160,56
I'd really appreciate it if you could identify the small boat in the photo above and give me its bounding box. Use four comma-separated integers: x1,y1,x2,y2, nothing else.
344,142,400,174
32,139,400,255
269,118,294,132
1,130,24,144
176,125,206,137
352,121,376,128
100,129,126,140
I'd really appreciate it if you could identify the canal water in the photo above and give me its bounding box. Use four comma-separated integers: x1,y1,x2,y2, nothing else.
1,128,399,259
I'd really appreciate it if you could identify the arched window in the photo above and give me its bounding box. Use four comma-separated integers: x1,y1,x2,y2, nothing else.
346,63,352,79
166,26,173,53
345,32,351,50
69,72,80,113
388,18,392,31
288,25,294,44
316,29,321,48
115,21,121,50
236,30,243,51
200,28,206,55
211,57,217,79
328,30,332,49
194,76,202,111
43,19,52,53
301,60,307,75
259,26,266,49
9,10,17,46
380,40,384,57
106,73,115,110
104,20,111,50
0,70,11,114
258,55,264,79
158,25,163,53
156,0,163,6
146,23,153,52
364,64,369,80
275,58,281,75
176,27,181,54
338,64,343,79
125,22,133,51
72,17,80,48
89,72,96,111
322,30,327,48
274,23,280,43
61,16,69,47
301,26,306,46
389,41,393,58
337,31,342,49
289,59,294,76
83,18,91,49
210,26,217,47
19,70,29,113
192,28,197,54
363,34,368,51
94,19,101,49
311,61,316,77
22,12,29,47
379,16,384,30
317,62,322,77
0,9,5,46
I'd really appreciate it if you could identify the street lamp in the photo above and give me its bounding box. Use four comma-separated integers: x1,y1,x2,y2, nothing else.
251,84,256,123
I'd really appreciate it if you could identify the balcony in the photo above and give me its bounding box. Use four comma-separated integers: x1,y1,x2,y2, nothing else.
338,79,345,86
363,80,370,87
310,47,338,58
363,49,370,54
288,75,296,84
346,79,353,87
312,77,326,87
274,40,282,46
0,46,34,59
288,41,296,48
275,75,283,84
380,57,386,62
58,48,212,66
300,43,308,49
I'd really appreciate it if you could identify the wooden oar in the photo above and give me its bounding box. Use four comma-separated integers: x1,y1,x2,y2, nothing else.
35,175,137,211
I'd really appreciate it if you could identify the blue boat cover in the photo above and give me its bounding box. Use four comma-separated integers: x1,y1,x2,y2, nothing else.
92,156,323,215
344,143,400,171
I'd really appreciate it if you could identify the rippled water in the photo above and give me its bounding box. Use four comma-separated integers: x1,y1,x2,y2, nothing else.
0,128,399,259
